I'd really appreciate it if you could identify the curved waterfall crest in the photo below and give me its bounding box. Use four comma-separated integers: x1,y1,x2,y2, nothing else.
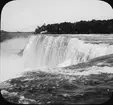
23,35,113,69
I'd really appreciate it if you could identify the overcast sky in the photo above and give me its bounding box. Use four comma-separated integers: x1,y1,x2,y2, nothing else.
1,0,113,32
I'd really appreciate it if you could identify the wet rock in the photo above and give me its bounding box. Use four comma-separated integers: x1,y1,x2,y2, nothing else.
18,96,36,104
1,90,9,95
1,90,20,103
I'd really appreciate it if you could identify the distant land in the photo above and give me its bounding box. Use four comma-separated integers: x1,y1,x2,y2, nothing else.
0,31,34,42
1,19,113,42
34,19,113,34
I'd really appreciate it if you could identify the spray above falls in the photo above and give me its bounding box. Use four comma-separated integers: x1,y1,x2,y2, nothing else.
23,35,113,69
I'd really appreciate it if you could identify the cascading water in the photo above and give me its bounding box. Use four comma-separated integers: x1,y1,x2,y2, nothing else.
23,35,113,69
1,35,113,104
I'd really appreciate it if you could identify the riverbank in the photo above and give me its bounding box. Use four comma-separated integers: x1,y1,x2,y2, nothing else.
0,31,33,42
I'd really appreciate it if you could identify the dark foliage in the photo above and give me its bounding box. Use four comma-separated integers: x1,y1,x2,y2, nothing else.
34,19,113,34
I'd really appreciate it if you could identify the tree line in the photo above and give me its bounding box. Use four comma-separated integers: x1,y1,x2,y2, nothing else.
34,19,113,34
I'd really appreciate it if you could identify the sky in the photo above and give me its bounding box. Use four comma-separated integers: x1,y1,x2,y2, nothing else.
1,0,113,32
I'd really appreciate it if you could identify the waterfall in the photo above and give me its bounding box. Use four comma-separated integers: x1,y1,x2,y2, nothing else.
23,35,113,69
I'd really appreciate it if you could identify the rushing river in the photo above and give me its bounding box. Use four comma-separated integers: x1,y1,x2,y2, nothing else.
0,34,113,104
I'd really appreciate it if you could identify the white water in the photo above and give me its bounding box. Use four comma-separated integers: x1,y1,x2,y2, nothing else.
0,38,29,82
0,35,113,82
23,35,113,69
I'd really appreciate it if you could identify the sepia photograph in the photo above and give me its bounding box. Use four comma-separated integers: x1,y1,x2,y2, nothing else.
0,0,113,104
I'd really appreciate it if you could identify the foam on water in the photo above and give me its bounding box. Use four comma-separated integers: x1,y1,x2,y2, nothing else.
1,35,113,82
0,55,23,82
23,35,113,69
